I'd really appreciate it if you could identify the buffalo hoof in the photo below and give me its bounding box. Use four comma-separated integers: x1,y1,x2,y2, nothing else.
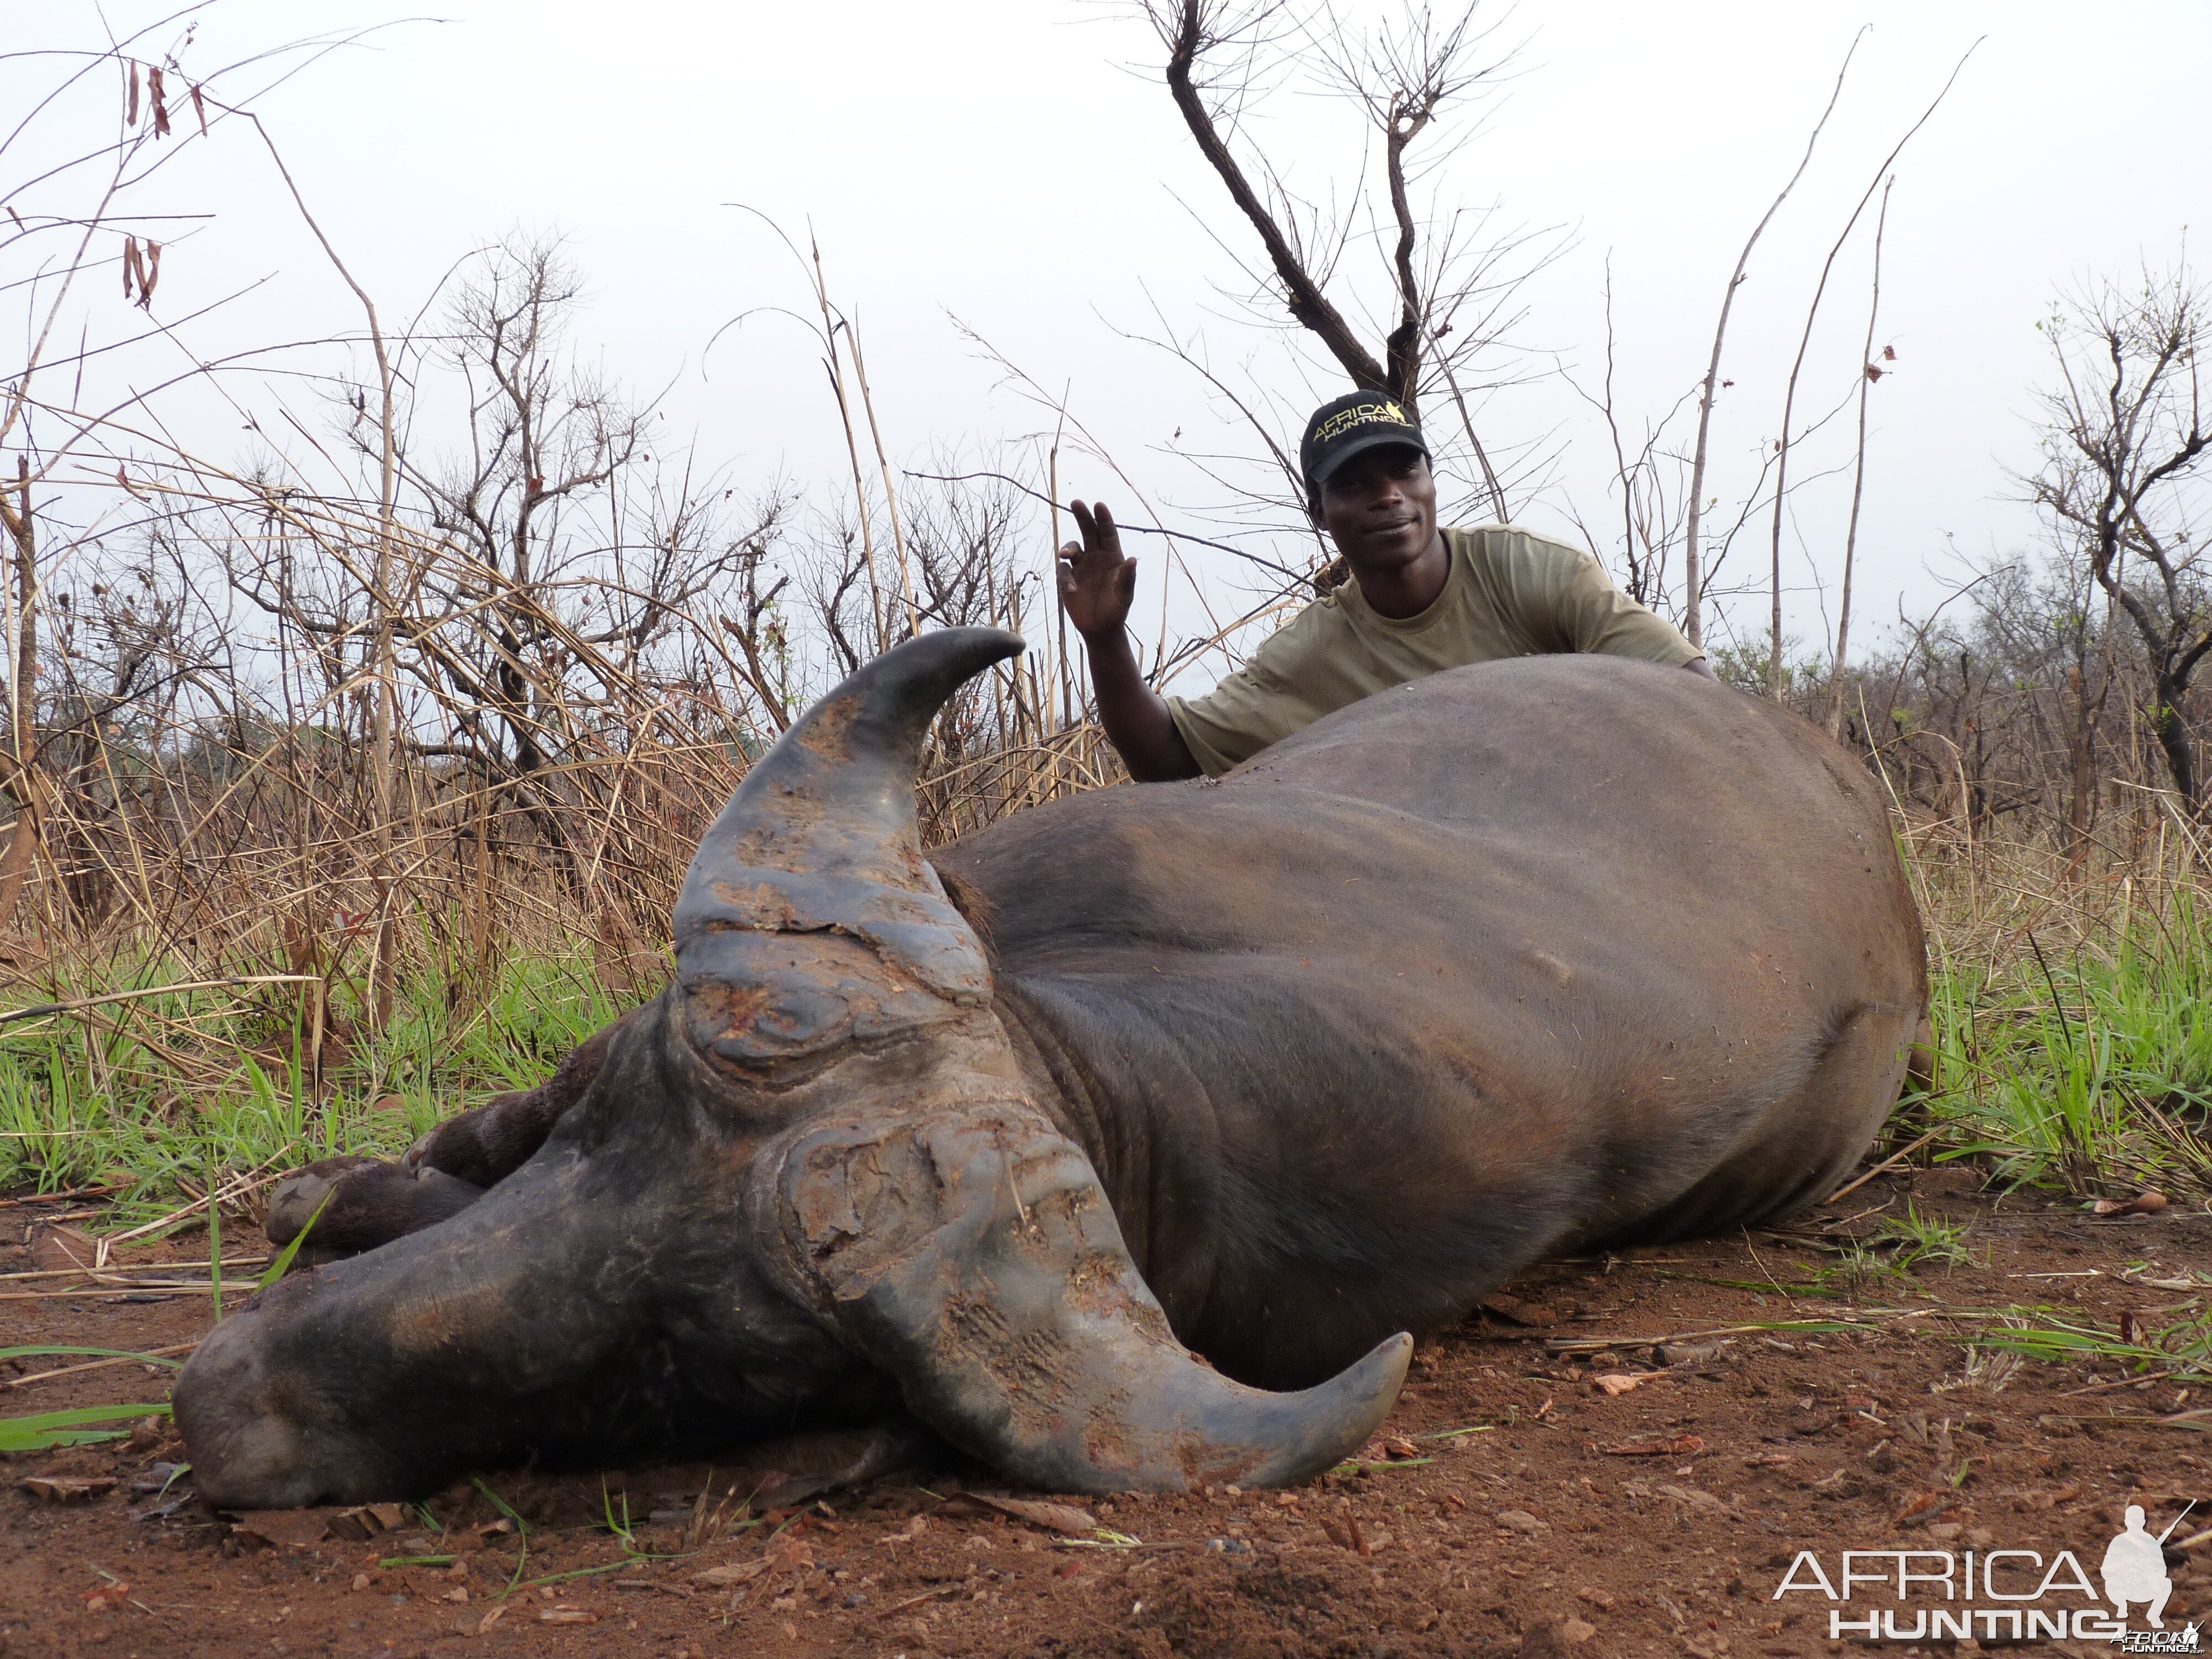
265,1155,485,1263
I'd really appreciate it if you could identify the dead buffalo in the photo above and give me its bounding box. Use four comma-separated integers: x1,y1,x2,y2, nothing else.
173,627,1925,1507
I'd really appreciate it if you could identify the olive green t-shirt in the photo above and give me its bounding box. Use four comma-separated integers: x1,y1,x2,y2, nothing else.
1165,524,1702,776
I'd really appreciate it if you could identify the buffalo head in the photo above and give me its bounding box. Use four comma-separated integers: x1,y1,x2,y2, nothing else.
174,628,1409,1506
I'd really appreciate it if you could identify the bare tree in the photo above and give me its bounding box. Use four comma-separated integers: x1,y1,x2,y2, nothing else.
1561,274,1781,638
1679,36,1859,650
404,239,648,784
1825,179,1893,739
1144,0,1547,521
1764,47,1975,697
2021,264,2211,805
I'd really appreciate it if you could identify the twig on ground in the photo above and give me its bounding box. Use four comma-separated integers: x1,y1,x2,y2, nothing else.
1826,1129,1944,1204
4,1342,199,1390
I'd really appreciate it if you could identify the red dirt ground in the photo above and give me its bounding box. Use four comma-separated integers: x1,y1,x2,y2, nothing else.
6,1166,2211,1658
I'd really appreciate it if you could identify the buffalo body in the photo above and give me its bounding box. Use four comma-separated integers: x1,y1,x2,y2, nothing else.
175,634,1923,1505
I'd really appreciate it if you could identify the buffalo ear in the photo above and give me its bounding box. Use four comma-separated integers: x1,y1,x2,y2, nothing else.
765,1102,1410,1493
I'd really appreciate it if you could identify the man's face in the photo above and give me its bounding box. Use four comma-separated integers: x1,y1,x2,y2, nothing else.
1313,446,1438,574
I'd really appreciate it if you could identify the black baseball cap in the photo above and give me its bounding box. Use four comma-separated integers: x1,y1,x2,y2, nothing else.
1299,391,1429,494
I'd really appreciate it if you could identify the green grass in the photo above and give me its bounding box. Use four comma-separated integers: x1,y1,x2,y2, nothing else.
6,857,2210,1224
0,940,648,1229
0,1401,172,1452
1869,1204,1978,1271
1937,1303,2212,1385
1918,889,2212,1199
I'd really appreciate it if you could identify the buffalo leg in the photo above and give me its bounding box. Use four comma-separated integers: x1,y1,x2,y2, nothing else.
1905,1014,1938,1094
265,1155,483,1261
262,1008,642,1262
403,1008,640,1186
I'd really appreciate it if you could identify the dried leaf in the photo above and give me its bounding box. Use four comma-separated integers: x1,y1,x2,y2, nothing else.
2094,1191,2169,1217
1380,1436,1421,1460
1593,1373,1649,1396
234,1509,332,1548
123,235,143,301
692,1561,768,1587
1479,1292,1557,1326
1882,345,1897,361
1601,1436,1704,1458
1865,364,1885,382
21,1474,116,1503
148,66,170,137
538,1608,597,1624
1892,1490,1957,1527
127,61,139,128
190,82,208,137
964,1493,1097,1535
326,1501,404,1542
138,241,161,310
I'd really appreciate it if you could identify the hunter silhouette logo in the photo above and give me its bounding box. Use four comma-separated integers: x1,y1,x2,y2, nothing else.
1771,1500,2202,1647
2105,1504,2189,1629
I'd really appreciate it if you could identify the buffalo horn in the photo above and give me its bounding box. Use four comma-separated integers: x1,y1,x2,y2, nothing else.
765,1101,1412,1492
672,627,1024,1067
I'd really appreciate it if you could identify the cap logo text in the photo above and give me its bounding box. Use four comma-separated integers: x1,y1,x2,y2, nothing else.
1312,400,1410,444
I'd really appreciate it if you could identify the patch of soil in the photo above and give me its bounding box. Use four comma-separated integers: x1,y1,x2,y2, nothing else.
6,1167,2210,1657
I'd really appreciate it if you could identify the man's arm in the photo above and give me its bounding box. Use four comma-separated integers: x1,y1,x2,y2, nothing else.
1059,500,1202,781
1511,531,1711,677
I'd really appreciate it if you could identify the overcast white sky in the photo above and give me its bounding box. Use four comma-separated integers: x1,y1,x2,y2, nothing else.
11,0,2209,688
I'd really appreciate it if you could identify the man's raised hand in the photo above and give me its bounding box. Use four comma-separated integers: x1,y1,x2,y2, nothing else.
1058,500,1137,642
1055,498,1201,780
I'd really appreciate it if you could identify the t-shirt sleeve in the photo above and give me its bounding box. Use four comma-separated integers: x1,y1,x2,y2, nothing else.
1515,536,1703,666
1166,603,1338,778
